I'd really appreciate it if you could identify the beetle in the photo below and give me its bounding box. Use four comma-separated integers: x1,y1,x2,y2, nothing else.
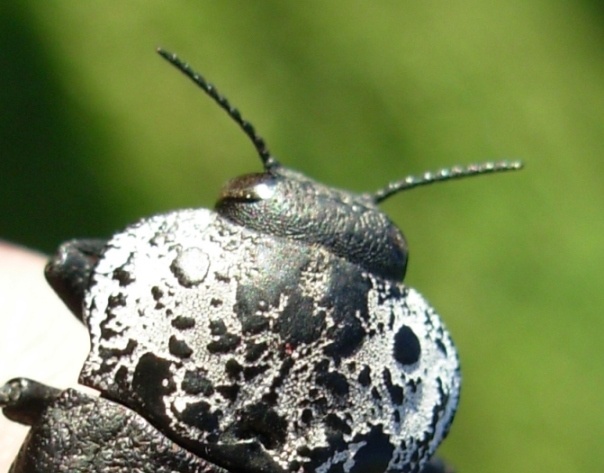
0,49,521,473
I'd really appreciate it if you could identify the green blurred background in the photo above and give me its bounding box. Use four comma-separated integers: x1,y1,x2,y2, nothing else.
1,2,602,472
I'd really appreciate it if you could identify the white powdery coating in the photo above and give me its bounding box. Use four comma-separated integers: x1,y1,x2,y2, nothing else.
80,208,461,473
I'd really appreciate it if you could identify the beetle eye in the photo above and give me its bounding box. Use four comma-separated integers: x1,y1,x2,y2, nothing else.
219,173,277,202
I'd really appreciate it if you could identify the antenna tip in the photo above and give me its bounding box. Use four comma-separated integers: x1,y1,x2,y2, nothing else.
372,158,525,204
156,47,173,60
496,159,524,170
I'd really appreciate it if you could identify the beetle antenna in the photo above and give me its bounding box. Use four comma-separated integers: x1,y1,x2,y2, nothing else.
373,160,523,204
157,48,279,171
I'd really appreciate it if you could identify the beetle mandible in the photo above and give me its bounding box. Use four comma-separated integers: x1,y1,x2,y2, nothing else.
0,49,522,473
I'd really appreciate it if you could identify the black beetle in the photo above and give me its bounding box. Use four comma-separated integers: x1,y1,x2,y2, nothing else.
0,49,521,473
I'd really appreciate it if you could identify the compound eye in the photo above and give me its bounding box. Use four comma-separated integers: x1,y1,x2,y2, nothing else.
219,173,277,203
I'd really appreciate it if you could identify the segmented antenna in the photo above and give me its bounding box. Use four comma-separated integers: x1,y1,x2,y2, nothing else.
157,48,279,171
373,160,523,203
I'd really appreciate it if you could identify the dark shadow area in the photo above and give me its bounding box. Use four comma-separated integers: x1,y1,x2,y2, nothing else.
582,0,604,24
0,4,115,253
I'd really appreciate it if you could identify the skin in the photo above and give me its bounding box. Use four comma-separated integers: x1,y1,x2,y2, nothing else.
0,241,89,471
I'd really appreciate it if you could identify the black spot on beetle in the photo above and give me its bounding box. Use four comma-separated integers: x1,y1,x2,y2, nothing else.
225,358,243,378
98,338,137,360
264,358,295,405
377,282,403,308
169,335,194,359
310,396,329,414
301,408,313,423
207,334,241,354
298,414,349,473
358,365,371,387
216,384,240,402
132,352,175,423
323,314,366,361
151,286,163,301
245,340,268,362
430,378,449,432
315,358,329,372
297,445,311,457
383,368,404,405
207,320,241,353
178,400,220,432
326,463,345,473
435,338,448,356
209,320,227,335
262,391,278,406
210,297,223,307
112,266,134,286
214,272,230,283
171,315,196,330
394,325,421,365
348,425,394,473
107,292,127,309
99,311,120,340
243,364,270,381
182,369,214,396
114,365,129,390
235,402,288,449
324,413,352,436
316,370,349,398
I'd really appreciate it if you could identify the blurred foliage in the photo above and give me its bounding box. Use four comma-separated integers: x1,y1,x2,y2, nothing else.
1,2,603,472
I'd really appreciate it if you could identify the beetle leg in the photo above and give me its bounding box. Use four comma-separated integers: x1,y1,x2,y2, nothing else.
0,378,61,426
3,383,229,473
44,238,106,322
